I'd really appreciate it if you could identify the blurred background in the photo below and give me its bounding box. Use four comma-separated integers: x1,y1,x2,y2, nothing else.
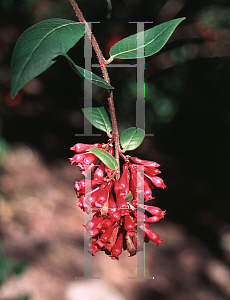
0,0,230,299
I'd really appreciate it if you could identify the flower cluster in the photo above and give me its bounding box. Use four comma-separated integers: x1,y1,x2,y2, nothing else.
70,143,166,259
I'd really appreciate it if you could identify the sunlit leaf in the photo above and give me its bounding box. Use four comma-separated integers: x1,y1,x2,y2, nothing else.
80,99,112,134
87,148,118,170
109,18,185,59
58,52,114,89
11,18,85,98
120,127,145,151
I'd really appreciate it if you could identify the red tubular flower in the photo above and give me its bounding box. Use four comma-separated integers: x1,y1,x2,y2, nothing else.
94,181,113,207
129,164,138,201
93,161,105,181
69,152,98,176
129,157,160,167
116,193,129,215
145,215,164,223
141,226,163,246
114,163,130,197
97,216,114,231
70,143,102,153
108,192,122,222
74,178,103,197
111,230,124,260
144,166,161,176
90,239,101,255
104,226,119,253
77,185,102,213
137,203,166,218
129,164,146,201
108,192,117,213
124,215,135,236
95,222,118,248
85,227,100,237
69,153,97,165
110,210,121,223
145,174,166,189
144,177,154,201
83,214,104,232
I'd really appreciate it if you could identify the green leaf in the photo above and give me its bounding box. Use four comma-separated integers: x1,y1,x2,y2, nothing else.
58,53,114,89
80,99,112,134
11,18,85,98
87,148,118,170
120,127,145,151
109,17,185,59
125,191,133,201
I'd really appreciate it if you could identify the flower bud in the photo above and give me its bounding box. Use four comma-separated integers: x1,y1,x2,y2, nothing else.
78,185,101,213
74,178,103,197
93,161,105,181
108,146,114,155
116,194,128,215
145,215,164,223
69,152,97,165
144,228,163,245
144,166,161,176
130,157,160,167
90,239,101,255
96,223,118,248
70,143,102,153
97,216,114,231
108,192,117,213
111,230,124,260
145,174,166,189
84,215,104,232
124,215,135,236
104,226,119,253
114,163,130,197
144,177,154,201
110,210,121,223
137,203,166,218
85,227,100,237
94,181,113,207
139,223,163,245
129,164,144,201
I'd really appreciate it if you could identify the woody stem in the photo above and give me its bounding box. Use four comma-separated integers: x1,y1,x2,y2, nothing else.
69,0,120,179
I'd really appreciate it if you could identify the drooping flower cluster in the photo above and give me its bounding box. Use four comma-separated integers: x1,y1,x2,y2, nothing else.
70,143,166,259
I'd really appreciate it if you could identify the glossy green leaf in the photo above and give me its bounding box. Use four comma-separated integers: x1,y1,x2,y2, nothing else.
80,99,112,134
11,18,85,98
109,18,185,59
120,127,145,151
87,148,118,170
58,52,114,89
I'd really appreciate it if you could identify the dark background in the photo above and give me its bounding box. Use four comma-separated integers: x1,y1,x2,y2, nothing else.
0,1,230,300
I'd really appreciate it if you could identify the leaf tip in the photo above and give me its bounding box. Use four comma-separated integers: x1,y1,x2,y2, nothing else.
11,91,16,99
